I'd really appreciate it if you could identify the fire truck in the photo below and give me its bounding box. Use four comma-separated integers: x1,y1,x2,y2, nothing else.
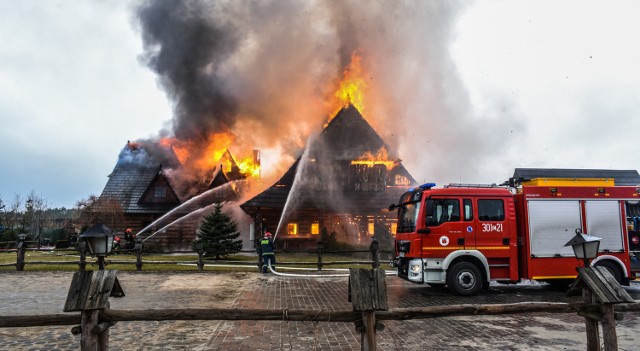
390,179,640,295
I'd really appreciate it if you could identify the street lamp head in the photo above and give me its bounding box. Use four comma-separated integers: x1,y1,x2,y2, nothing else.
564,228,601,265
79,224,115,256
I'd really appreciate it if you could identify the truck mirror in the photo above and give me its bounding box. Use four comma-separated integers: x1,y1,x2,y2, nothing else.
388,204,396,211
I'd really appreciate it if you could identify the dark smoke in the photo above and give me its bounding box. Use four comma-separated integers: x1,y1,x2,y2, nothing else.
136,0,239,143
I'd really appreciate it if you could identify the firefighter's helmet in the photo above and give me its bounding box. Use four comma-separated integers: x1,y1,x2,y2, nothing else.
264,232,272,238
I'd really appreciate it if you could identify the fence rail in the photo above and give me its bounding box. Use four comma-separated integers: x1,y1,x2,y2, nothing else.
4,301,640,329
0,238,392,272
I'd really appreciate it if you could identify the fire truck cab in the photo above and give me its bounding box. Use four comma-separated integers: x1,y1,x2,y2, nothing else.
391,181,637,296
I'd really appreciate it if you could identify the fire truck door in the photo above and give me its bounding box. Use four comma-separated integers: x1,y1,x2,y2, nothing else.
469,198,511,266
425,198,466,249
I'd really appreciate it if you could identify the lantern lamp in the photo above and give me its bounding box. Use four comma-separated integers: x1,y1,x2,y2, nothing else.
564,228,601,267
79,224,115,270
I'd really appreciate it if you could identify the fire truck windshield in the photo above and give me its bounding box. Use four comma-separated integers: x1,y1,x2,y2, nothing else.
396,191,422,233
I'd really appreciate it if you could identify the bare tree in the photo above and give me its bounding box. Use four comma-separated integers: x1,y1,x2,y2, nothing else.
7,194,22,231
24,191,49,243
0,195,5,229
75,195,124,231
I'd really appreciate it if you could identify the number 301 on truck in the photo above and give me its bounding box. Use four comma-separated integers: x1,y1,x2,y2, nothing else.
389,181,638,296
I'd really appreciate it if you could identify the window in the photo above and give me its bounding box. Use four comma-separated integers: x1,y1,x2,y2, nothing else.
395,175,410,186
478,199,504,221
390,223,397,235
368,222,375,235
425,199,460,226
153,186,167,198
464,199,473,221
311,223,319,235
287,223,298,235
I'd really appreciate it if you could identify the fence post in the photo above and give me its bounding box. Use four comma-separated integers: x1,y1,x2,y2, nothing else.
16,236,26,271
316,240,324,271
64,270,124,351
370,238,379,269
568,266,635,351
78,240,87,272
196,243,204,272
134,238,143,271
349,268,388,351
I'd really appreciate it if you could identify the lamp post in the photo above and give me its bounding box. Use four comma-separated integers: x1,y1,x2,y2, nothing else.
79,224,115,270
564,228,601,267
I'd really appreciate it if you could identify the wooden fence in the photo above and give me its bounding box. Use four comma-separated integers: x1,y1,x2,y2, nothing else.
0,268,638,351
0,239,391,272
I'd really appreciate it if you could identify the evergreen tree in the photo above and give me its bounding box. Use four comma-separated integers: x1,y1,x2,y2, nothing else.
192,203,243,259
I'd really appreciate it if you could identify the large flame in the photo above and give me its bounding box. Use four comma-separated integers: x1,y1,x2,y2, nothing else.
237,156,261,178
351,147,397,171
333,51,367,117
160,133,260,178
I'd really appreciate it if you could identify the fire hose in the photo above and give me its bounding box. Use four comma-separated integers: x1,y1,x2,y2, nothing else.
266,261,395,278
266,261,350,277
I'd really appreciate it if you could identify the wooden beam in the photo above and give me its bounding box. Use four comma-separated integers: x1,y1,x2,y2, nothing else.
1,301,639,328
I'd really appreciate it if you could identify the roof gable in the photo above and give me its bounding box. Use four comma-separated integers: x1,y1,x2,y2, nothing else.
139,171,181,205
311,104,391,160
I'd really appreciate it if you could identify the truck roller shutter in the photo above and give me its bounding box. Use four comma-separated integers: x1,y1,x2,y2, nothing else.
585,200,624,252
528,200,581,257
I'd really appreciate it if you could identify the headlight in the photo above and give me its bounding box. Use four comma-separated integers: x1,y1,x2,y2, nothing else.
410,264,421,272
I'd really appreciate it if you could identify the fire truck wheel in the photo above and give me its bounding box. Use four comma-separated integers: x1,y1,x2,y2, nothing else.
447,262,483,296
595,260,622,284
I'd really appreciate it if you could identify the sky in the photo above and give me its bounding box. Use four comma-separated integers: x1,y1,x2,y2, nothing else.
1,0,639,209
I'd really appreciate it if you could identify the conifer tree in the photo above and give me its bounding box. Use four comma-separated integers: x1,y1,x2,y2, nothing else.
192,203,242,259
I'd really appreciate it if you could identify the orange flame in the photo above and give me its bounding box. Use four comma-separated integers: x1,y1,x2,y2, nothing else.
350,147,397,170
159,137,189,165
160,134,260,179
197,133,235,172
237,156,261,178
332,51,367,118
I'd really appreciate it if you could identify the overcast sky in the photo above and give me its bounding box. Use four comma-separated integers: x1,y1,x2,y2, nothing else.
1,0,639,208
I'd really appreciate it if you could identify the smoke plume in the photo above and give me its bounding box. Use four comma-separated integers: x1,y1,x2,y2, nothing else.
133,0,525,186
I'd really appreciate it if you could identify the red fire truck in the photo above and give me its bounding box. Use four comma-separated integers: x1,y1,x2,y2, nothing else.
390,180,639,295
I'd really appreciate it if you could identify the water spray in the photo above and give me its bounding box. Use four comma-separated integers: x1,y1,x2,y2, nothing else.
274,135,315,242
136,180,242,239
142,202,225,243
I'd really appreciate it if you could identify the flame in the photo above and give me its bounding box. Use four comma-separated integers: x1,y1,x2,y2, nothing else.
351,147,397,170
197,132,235,171
332,51,367,117
159,137,189,165
237,156,261,178
160,134,260,179
159,133,235,172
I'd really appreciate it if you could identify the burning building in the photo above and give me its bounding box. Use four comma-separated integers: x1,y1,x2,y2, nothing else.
95,140,256,250
241,104,417,249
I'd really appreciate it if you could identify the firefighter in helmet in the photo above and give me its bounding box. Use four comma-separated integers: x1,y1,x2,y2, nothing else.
261,231,276,273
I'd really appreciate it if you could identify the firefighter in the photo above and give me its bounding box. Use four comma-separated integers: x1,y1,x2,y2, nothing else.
261,231,276,273
113,235,121,252
125,228,135,250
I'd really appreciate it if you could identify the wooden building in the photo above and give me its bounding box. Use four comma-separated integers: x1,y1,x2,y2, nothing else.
241,105,417,249
95,142,243,250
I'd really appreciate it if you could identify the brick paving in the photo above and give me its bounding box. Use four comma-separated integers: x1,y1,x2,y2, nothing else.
203,274,640,350
1,271,640,350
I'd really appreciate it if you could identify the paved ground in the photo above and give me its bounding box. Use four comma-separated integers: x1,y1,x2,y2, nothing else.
1,271,640,350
